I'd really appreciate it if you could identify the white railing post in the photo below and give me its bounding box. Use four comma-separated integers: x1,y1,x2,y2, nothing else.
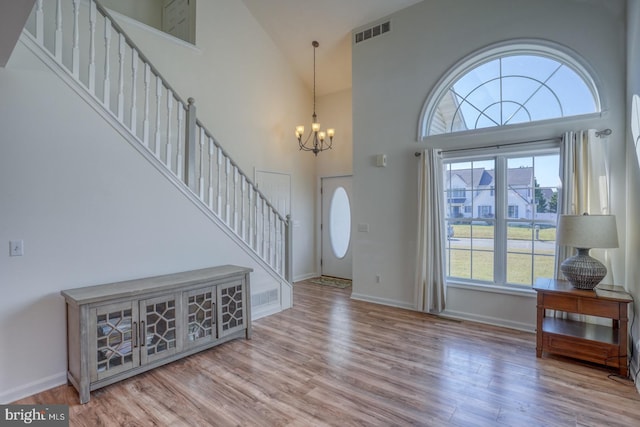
216,147,223,215
142,64,150,147
130,50,138,135
72,0,80,78
176,105,184,178
260,197,267,259
154,77,163,157
248,187,254,247
225,158,231,223
117,34,125,121
35,0,44,44
198,127,205,200
267,208,272,264
103,17,112,109
285,215,293,282
233,167,239,232
184,98,197,189
166,90,173,171
54,0,62,61
241,176,246,240
88,0,97,93
208,139,215,209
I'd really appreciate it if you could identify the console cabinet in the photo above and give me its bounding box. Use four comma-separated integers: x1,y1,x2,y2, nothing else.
533,277,631,376
61,265,252,403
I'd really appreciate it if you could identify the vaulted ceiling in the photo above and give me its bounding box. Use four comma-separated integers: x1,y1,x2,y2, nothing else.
241,0,423,96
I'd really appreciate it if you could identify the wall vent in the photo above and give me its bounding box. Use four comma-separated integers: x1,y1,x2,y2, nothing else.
354,21,391,44
251,289,279,307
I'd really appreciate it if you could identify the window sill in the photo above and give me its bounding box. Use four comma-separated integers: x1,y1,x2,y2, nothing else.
447,280,537,298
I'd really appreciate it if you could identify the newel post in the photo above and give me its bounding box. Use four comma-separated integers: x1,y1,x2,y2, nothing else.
184,97,197,189
285,215,293,282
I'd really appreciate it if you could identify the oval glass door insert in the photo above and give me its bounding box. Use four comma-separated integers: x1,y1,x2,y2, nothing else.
329,186,351,259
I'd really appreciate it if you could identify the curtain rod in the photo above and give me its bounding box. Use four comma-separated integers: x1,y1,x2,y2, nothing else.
414,128,612,157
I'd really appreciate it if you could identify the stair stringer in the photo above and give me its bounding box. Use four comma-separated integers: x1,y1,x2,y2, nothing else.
18,30,293,317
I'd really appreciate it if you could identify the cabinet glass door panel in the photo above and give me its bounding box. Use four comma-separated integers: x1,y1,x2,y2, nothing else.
140,294,181,364
218,280,245,338
184,286,217,348
91,302,139,381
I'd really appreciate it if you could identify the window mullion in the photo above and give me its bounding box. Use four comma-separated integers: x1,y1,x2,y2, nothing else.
494,156,507,285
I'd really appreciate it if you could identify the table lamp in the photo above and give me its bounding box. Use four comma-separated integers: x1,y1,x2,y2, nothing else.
557,213,618,289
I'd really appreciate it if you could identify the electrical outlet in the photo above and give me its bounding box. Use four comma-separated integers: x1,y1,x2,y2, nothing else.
9,240,24,256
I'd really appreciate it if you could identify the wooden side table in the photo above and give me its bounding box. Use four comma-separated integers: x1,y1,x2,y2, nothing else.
533,277,632,376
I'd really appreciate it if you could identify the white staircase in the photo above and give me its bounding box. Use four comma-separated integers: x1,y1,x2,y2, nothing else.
19,0,293,312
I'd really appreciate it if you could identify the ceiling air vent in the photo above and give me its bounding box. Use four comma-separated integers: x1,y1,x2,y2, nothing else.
354,21,391,44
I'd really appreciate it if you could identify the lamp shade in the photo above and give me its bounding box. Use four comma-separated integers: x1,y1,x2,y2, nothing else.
557,214,618,249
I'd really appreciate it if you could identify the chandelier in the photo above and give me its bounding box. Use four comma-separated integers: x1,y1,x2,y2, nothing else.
295,41,335,156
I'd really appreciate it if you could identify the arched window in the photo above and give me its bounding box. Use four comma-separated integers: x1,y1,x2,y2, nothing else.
420,42,601,137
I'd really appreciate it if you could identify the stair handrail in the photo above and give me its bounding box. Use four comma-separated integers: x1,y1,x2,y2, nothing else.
27,0,292,281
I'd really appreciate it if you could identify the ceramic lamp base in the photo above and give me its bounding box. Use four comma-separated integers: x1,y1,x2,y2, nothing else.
560,248,607,290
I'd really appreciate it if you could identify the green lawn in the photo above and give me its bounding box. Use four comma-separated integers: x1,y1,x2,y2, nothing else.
447,224,556,285
451,224,556,241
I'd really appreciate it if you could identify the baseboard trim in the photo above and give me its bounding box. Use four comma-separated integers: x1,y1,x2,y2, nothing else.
350,292,415,310
293,272,318,282
442,309,536,333
0,372,67,404
252,302,283,320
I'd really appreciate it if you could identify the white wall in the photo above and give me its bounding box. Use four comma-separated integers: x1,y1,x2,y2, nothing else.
316,88,353,178
352,0,627,329
626,0,640,380
0,0,315,402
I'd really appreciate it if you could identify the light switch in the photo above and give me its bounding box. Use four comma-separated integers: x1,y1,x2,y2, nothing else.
357,223,369,232
10,240,24,256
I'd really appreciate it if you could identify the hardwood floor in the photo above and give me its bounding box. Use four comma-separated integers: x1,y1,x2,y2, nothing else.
16,280,640,426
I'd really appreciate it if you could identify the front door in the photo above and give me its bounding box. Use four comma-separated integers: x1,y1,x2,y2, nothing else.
321,176,353,279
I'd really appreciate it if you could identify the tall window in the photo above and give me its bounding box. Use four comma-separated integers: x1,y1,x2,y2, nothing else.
421,41,601,289
443,151,560,287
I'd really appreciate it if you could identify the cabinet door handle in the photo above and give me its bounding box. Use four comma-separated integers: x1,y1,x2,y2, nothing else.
133,321,138,348
141,321,146,346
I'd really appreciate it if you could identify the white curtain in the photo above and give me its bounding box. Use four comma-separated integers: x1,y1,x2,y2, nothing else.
415,149,446,313
556,129,613,281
